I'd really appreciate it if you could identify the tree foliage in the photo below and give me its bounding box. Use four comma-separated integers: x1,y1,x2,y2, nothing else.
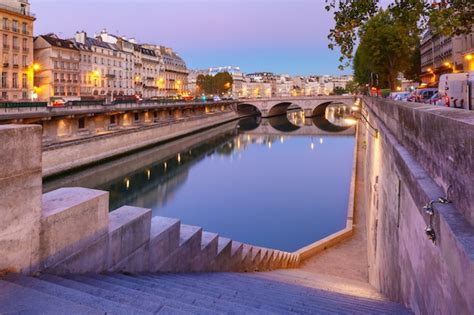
196,72,233,95
325,0,474,68
353,10,420,90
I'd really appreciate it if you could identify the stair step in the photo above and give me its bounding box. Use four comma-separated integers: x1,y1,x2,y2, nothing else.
3,274,149,315
63,274,221,314
149,216,181,272
104,273,272,314
0,279,101,314
148,273,360,314
160,273,408,314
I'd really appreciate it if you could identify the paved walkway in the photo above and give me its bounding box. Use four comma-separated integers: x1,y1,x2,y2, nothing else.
299,125,369,282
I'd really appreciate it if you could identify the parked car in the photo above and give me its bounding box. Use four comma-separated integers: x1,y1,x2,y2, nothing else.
392,92,411,101
427,92,443,105
411,88,437,103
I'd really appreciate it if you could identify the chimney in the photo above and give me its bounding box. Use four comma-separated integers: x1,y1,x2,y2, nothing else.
75,31,86,44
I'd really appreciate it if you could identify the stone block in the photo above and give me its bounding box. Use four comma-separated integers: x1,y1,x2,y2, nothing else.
40,188,109,270
191,231,218,272
107,206,151,270
157,224,202,272
0,125,42,274
0,124,42,179
149,216,180,272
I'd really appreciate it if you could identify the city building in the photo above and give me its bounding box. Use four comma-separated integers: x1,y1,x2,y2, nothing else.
74,31,125,101
156,46,188,97
420,29,474,84
33,34,80,101
0,0,35,101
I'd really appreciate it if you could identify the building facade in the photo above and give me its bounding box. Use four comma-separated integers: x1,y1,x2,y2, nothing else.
74,31,125,101
0,0,35,101
158,46,188,97
33,34,80,101
420,29,474,84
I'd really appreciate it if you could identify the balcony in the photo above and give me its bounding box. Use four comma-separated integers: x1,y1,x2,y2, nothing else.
0,3,36,18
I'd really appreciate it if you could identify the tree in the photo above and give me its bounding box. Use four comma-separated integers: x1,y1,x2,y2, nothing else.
345,80,360,94
196,72,233,95
333,86,347,95
325,0,474,68
353,10,420,90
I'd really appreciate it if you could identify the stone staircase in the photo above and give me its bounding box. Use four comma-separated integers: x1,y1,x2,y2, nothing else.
0,270,412,314
143,217,300,273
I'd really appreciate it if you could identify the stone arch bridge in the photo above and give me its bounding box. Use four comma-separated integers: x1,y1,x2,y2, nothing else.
236,96,356,118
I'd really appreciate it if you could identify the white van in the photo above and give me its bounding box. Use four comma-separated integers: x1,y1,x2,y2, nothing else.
438,72,473,110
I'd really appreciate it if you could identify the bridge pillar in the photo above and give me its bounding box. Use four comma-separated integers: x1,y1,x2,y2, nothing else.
304,108,314,118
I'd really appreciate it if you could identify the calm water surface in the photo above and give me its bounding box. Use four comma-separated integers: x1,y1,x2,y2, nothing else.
45,106,356,252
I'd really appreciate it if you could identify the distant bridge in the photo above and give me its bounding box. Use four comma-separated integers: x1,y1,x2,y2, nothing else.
237,96,356,118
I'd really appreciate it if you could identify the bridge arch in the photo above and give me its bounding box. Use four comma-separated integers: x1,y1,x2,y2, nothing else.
267,102,303,117
236,103,262,116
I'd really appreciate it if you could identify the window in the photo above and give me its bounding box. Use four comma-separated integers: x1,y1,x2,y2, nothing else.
1,72,8,88
22,73,27,89
12,36,18,49
78,117,85,129
12,73,18,88
3,18,8,30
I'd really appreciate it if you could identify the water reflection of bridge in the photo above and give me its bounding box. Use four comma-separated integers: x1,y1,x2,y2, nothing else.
239,104,356,137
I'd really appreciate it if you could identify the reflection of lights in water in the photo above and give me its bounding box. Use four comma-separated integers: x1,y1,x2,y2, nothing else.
177,153,181,164
344,118,358,126
124,178,130,190
320,138,324,144
146,169,151,180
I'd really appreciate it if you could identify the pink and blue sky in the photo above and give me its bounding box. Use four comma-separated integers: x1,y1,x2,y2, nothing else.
34,0,351,75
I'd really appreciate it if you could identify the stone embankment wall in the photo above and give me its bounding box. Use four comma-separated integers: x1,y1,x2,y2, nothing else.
0,124,300,277
43,111,239,178
361,97,474,314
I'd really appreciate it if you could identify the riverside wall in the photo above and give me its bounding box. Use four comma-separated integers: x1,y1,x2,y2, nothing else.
42,111,239,177
361,97,474,314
